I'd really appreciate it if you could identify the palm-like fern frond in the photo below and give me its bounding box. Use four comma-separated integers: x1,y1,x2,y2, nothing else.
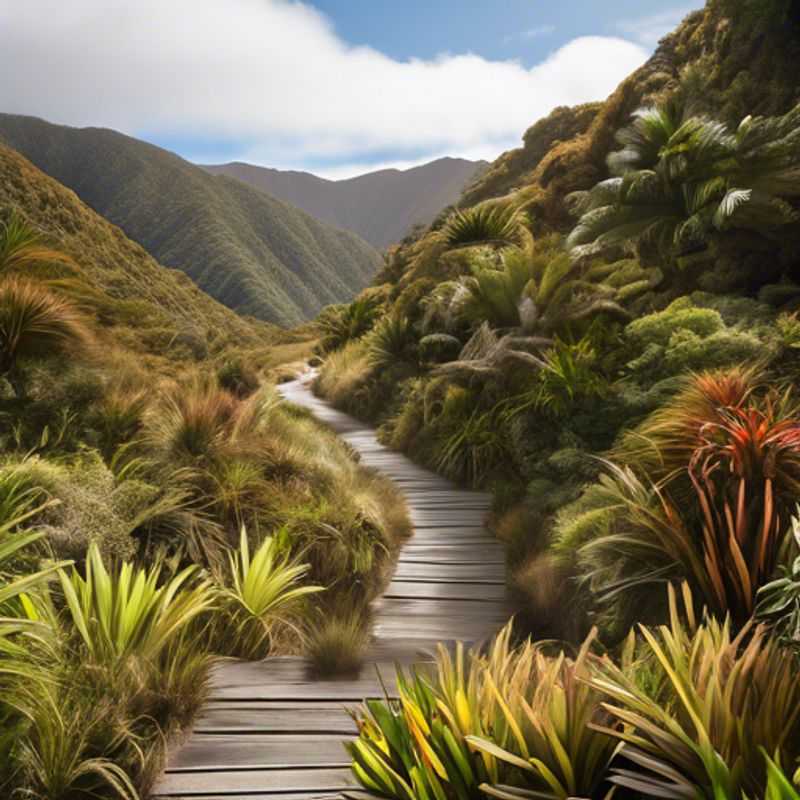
570,102,800,266
441,204,529,250
439,242,628,341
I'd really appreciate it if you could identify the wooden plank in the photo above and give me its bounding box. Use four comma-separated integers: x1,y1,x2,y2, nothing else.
398,550,505,564
384,580,509,602
210,658,397,701
195,705,356,735
166,734,353,771
157,767,356,795
392,562,506,583
170,794,349,800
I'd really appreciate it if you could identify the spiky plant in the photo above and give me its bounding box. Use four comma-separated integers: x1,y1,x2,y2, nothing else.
441,205,530,250
317,294,383,353
12,682,140,800
502,337,610,419
305,599,370,677
347,624,534,800
467,632,619,800
93,384,150,458
212,528,322,659
0,277,91,396
614,366,758,483
0,213,77,274
145,378,239,464
591,586,800,799
58,543,215,667
436,406,508,487
0,501,67,781
568,103,800,266
367,314,415,369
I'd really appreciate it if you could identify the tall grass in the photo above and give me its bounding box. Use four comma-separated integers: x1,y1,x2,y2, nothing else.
0,277,92,396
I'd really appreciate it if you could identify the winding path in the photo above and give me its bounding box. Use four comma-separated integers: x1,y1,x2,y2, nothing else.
155,372,512,799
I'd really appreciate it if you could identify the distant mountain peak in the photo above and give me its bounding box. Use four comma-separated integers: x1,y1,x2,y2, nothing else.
0,113,382,326
202,157,489,249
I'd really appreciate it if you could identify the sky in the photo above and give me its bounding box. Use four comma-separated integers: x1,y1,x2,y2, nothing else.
0,1,702,179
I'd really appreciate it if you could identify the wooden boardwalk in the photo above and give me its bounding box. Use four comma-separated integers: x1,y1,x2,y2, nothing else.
155,372,512,799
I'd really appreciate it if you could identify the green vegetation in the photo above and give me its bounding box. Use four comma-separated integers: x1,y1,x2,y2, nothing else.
300,5,800,797
0,114,382,325
348,589,800,800
204,157,488,250
0,200,410,797
4,1,800,797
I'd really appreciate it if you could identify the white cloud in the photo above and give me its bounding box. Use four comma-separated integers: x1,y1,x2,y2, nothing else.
0,0,648,171
615,7,697,47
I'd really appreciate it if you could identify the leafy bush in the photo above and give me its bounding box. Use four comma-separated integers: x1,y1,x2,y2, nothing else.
757,511,800,648
418,333,462,364
367,314,416,369
568,102,800,270
2,452,148,561
317,290,385,353
430,240,627,343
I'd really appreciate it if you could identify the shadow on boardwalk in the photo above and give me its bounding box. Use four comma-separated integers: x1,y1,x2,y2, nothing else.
155,371,513,799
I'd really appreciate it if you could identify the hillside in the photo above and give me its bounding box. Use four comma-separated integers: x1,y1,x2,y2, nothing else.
0,115,383,326
311,0,800,643
457,0,800,231
0,140,278,364
203,157,488,250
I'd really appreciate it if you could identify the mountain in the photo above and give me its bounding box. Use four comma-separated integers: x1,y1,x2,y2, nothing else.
0,140,277,362
0,114,383,326
202,157,488,250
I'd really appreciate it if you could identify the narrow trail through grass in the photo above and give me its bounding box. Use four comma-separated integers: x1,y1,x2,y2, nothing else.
155,371,512,799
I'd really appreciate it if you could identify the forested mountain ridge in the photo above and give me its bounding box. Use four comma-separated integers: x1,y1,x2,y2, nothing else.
0,114,383,325
0,140,278,363
203,157,488,250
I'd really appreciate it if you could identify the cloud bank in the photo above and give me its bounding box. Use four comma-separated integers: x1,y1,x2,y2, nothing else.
0,0,649,172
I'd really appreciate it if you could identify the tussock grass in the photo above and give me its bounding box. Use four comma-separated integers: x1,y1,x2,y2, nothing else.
305,598,371,677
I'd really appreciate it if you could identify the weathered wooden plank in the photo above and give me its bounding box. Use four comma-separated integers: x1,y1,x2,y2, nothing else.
392,562,506,583
170,794,349,800
398,550,505,564
166,734,353,771
210,658,397,701
195,705,356,735
157,767,356,795
384,580,509,602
